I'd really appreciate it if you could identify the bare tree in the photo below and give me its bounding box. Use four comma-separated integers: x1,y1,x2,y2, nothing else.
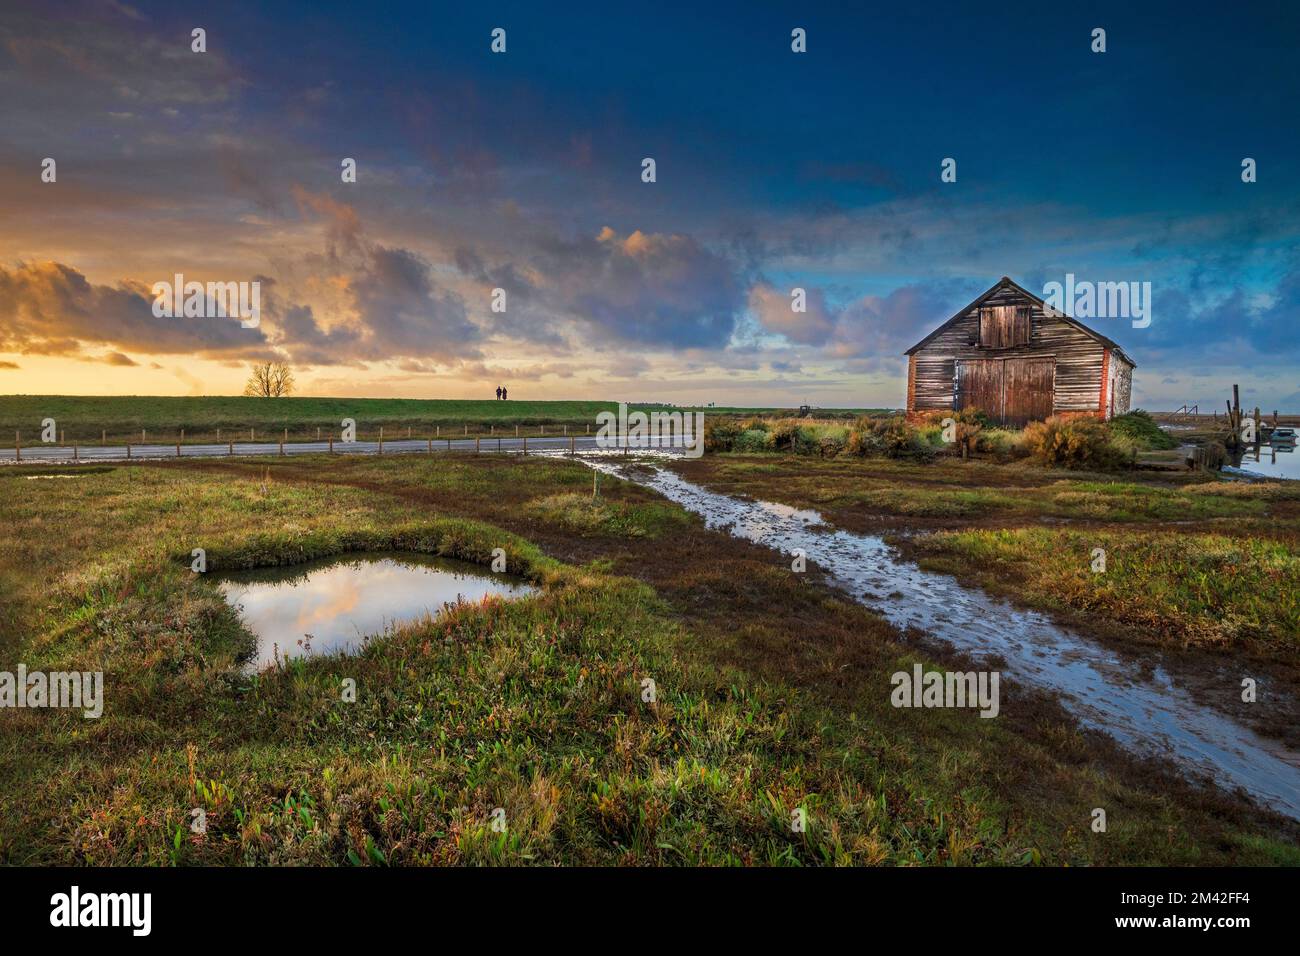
244,361,295,398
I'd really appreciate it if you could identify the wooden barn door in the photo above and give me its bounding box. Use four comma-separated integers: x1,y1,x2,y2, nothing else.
956,359,1003,420
1003,359,1055,426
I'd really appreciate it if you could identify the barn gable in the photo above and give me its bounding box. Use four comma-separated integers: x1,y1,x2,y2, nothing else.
903,277,1136,424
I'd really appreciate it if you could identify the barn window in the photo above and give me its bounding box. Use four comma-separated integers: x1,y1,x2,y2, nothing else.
979,305,1031,348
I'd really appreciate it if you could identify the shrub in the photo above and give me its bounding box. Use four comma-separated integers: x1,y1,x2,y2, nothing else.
817,433,847,458
1109,410,1177,451
1022,415,1123,469
733,428,770,453
704,419,742,452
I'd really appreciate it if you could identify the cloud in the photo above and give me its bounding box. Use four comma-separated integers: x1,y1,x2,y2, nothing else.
749,279,961,365
0,260,271,357
749,282,836,345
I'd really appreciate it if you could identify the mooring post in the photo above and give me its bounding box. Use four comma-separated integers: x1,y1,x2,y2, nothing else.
317,427,321,440
142,428,146,442
476,437,480,453
73,442,78,462
427,436,432,454
180,429,185,443
251,428,255,441
176,442,181,457
570,435,575,455
279,440,284,457
229,441,233,456
522,436,527,455
447,437,451,453
464,424,467,436
515,425,519,437
101,429,106,444
14,431,19,462
126,443,131,460
329,437,334,454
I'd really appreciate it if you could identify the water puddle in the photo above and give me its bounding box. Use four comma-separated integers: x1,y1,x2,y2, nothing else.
215,552,536,672
1228,441,1300,481
579,456,1300,820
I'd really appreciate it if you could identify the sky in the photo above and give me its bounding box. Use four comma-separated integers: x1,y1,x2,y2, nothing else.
1,0,1298,409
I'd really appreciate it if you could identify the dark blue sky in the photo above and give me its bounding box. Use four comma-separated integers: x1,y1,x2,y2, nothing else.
2,0,1298,405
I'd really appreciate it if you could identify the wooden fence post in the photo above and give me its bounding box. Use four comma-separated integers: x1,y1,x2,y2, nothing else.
73,441,78,462
569,436,575,455
522,436,527,455
476,437,480,453
229,441,233,456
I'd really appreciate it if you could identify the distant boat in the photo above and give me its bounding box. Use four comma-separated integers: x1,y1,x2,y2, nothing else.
1269,427,1296,445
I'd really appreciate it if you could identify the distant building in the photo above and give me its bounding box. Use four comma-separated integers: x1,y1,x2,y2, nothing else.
903,276,1135,426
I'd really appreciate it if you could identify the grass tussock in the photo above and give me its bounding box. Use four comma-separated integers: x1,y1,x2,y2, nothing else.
910,527,1300,655
524,492,693,538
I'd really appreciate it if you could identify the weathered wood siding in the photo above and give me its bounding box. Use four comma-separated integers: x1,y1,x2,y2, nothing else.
909,284,1108,418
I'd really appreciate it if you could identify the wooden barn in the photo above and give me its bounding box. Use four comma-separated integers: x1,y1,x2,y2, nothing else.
904,276,1135,426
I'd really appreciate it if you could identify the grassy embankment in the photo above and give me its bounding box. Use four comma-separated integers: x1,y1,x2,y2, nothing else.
672,454,1300,664
2,454,1295,864
0,396,880,445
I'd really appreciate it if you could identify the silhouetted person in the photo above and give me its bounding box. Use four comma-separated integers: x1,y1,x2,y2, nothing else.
495,386,502,400
502,386,508,400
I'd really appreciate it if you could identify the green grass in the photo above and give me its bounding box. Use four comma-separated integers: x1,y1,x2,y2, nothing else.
907,527,1300,656
525,492,694,538
686,456,1285,524
0,396,883,444
0,396,618,442
1,456,1295,865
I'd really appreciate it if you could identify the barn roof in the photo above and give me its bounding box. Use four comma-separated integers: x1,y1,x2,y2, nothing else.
903,276,1136,368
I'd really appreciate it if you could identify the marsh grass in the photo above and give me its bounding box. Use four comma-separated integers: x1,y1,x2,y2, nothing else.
908,527,1300,655
1,457,1296,865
